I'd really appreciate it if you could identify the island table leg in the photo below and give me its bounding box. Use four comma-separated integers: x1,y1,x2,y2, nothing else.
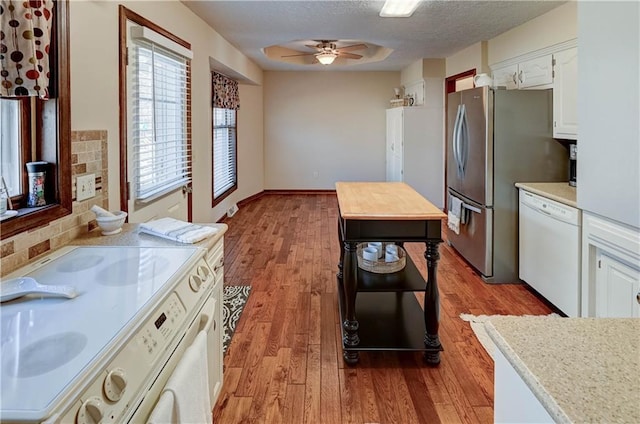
342,240,359,365
423,240,442,365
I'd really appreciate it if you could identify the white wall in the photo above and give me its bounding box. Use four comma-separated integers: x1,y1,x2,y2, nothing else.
69,0,264,222
446,41,487,77
263,71,400,189
488,2,577,65
577,1,639,229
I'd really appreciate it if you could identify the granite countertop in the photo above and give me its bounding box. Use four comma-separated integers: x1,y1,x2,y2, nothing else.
486,317,640,423
515,182,577,208
72,223,227,251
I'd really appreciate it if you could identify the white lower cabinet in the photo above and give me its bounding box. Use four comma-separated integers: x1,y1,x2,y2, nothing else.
581,212,640,317
595,252,640,317
494,347,553,423
206,238,225,406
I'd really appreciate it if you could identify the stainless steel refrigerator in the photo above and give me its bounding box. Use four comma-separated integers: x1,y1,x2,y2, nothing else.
446,87,567,283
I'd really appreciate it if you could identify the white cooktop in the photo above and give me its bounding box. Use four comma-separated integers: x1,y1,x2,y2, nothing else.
0,245,200,421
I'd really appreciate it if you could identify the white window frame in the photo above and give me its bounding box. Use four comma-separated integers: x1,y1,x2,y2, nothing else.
0,99,22,197
212,107,237,204
127,24,192,203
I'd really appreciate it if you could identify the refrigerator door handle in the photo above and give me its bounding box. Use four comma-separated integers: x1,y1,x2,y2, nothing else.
462,202,481,214
459,104,469,177
452,104,463,177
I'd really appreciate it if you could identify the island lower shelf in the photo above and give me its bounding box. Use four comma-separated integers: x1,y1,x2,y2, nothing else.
336,286,442,352
356,251,427,292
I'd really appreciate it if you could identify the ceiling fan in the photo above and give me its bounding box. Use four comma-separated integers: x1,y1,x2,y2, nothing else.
281,40,368,65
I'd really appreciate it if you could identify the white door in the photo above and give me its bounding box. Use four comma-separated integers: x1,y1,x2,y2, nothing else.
595,252,640,318
124,20,191,223
386,108,403,182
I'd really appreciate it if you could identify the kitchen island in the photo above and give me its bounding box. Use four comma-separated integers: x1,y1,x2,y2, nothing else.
335,182,446,365
487,316,640,423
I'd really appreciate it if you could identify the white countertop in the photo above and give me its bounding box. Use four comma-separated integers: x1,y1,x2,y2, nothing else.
486,317,640,423
515,182,577,207
72,223,227,250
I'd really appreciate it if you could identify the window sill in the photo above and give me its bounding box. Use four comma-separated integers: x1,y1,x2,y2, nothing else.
0,203,72,240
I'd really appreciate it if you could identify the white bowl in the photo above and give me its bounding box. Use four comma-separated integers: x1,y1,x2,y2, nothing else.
95,211,127,235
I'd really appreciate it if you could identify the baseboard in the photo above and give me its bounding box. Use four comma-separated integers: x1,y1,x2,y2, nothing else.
237,191,266,208
217,189,337,223
263,189,337,195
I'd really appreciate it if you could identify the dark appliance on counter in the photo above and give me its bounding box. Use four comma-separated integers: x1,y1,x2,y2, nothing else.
447,87,568,283
569,144,577,187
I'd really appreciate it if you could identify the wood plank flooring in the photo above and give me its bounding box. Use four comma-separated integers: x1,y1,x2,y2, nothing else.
213,194,553,424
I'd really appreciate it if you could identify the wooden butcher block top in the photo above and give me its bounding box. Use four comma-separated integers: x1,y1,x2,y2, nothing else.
335,182,446,220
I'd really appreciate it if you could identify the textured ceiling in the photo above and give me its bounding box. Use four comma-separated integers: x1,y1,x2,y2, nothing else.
182,0,565,71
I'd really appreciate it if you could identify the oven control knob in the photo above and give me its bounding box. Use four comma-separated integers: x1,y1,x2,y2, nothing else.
189,274,203,292
104,368,127,401
77,396,104,424
197,265,210,280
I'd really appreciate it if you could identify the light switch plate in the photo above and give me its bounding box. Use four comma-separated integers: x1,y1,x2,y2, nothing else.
77,174,96,201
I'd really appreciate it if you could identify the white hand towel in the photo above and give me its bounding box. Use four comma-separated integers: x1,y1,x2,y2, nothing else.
147,391,177,424
447,196,463,235
139,218,218,244
161,331,212,424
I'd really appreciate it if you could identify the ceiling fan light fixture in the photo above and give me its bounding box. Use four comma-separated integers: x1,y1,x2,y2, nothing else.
379,0,421,17
316,52,337,65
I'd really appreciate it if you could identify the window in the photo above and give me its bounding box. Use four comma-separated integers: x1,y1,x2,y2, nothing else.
212,107,237,203
0,99,24,197
127,25,191,202
0,1,72,240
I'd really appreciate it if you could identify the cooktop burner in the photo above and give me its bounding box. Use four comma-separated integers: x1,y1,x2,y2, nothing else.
4,332,88,378
0,245,201,421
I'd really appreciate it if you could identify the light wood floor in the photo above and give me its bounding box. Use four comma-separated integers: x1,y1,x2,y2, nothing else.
213,193,552,424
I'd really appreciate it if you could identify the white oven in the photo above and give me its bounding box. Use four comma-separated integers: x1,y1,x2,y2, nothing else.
0,244,222,424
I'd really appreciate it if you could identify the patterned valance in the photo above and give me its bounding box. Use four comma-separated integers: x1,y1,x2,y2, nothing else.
0,0,54,99
212,72,239,110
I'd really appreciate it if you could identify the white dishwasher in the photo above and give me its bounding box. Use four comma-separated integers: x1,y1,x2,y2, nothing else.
519,189,581,317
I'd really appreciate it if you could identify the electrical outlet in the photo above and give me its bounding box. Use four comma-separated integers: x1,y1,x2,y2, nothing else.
77,174,96,201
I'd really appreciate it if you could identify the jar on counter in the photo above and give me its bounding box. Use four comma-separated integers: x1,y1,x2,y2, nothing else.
26,161,48,207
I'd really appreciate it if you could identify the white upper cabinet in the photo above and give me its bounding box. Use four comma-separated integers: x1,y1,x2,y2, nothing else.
493,64,518,89
518,55,554,88
492,55,553,89
552,47,578,139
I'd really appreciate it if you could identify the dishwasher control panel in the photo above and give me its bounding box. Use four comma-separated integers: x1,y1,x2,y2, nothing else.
520,190,580,224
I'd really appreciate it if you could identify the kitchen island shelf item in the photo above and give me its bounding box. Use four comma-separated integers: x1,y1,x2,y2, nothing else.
336,182,446,365
356,243,406,274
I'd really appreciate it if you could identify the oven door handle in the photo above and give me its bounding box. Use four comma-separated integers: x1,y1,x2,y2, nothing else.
198,297,216,333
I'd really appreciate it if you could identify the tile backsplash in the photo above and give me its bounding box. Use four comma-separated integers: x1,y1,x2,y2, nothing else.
1,130,110,276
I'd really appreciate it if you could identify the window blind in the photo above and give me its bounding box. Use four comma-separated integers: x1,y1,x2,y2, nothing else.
129,36,190,202
213,108,237,199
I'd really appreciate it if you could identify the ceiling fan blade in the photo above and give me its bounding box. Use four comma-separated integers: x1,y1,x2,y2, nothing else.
336,43,367,52
339,52,363,59
305,44,321,50
281,52,315,58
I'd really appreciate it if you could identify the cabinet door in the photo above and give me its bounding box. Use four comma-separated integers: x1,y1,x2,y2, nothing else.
518,55,553,88
493,64,518,89
595,252,640,318
553,48,578,139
